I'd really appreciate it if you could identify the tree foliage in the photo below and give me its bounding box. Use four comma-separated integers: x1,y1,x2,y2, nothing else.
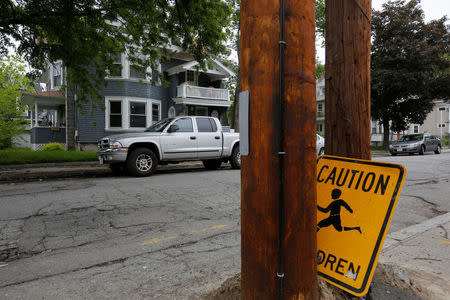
371,0,450,147
0,0,233,103
0,55,33,149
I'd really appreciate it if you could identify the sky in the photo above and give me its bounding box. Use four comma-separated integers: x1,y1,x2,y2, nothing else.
316,0,450,63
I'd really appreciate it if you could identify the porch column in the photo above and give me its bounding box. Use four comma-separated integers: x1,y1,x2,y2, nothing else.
34,102,38,127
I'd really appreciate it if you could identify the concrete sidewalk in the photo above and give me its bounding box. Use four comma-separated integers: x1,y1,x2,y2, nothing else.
376,212,450,300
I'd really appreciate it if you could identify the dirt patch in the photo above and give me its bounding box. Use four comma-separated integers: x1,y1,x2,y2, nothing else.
202,274,357,300
203,267,428,300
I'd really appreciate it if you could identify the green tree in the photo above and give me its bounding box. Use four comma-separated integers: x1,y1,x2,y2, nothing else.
315,59,325,79
0,55,33,149
371,0,450,149
0,0,233,102
1,0,233,149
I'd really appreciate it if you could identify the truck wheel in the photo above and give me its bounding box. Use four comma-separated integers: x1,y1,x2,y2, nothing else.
230,146,241,169
203,159,222,170
110,162,127,176
435,145,441,154
419,145,425,155
127,148,158,177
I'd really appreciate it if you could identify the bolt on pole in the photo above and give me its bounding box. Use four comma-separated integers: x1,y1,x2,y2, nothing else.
240,0,317,299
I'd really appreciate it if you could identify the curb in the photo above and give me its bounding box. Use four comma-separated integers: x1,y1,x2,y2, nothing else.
383,212,450,249
0,161,208,183
0,161,100,170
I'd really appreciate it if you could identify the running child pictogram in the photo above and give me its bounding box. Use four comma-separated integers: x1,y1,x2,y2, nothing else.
317,188,362,234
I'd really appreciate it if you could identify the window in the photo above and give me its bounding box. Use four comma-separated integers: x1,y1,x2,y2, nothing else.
53,63,62,87
372,126,377,134
178,70,198,85
110,101,122,127
318,103,323,112
130,65,146,79
187,70,195,83
413,125,419,133
106,97,161,130
317,123,323,132
209,118,217,132
438,124,446,128
130,102,146,127
152,104,160,123
172,118,193,132
439,107,446,111
110,53,122,77
196,118,217,132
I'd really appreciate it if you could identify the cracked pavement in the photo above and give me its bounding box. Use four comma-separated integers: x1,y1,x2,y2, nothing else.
0,153,449,299
0,168,240,299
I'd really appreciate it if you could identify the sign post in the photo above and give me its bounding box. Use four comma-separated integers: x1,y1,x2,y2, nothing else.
316,155,406,296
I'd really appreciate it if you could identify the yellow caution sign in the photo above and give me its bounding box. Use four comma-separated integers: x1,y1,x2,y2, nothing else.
316,155,406,296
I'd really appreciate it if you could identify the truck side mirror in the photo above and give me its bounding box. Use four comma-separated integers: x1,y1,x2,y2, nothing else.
168,124,179,133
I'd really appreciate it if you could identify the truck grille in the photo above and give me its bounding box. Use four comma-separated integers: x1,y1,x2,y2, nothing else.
98,138,110,150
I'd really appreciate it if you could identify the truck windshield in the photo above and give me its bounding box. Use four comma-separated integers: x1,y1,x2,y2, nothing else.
145,118,174,132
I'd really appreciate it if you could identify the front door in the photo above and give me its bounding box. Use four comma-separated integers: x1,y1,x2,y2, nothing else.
160,117,197,160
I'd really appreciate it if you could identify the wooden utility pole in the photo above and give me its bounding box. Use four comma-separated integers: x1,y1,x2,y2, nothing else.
325,0,372,159
240,0,317,299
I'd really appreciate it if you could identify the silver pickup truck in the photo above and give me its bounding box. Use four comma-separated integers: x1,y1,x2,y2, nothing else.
97,116,240,176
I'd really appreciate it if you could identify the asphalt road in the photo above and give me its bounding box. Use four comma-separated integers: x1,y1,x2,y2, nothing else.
0,152,449,299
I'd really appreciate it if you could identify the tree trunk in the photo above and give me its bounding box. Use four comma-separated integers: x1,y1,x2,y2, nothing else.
382,119,390,150
65,79,76,151
232,72,241,131
232,18,241,131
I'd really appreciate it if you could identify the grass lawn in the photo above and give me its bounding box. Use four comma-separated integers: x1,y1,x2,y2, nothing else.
0,148,98,165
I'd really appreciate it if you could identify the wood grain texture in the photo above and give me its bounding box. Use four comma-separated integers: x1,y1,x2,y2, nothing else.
240,1,317,299
325,0,372,160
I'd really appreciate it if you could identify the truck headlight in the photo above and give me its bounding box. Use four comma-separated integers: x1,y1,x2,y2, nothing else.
111,141,123,148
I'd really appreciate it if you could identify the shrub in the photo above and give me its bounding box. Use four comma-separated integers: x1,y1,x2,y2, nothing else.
443,137,449,146
42,143,66,151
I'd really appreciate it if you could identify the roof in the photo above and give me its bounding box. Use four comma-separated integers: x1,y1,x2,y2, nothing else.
166,59,235,78
22,90,65,107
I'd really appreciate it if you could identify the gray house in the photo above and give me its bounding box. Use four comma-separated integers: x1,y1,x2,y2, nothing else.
22,48,234,150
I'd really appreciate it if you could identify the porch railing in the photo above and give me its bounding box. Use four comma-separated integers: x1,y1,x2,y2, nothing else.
177,84,229,101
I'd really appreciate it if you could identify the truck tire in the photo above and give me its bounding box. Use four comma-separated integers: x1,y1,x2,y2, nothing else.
230,145,241,169
203,159,222,170
127,148,158,177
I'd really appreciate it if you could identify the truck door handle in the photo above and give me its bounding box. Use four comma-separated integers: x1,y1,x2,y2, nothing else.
190,136,196,140
215,136,220,139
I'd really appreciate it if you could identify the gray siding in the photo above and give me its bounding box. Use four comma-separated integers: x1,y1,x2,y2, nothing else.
77,81,168,143
77,103,105,143
77,58,199,143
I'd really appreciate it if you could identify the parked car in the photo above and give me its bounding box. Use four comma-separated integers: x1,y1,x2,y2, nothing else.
98,116,240,176
389,133,441,156
317,134,325,155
